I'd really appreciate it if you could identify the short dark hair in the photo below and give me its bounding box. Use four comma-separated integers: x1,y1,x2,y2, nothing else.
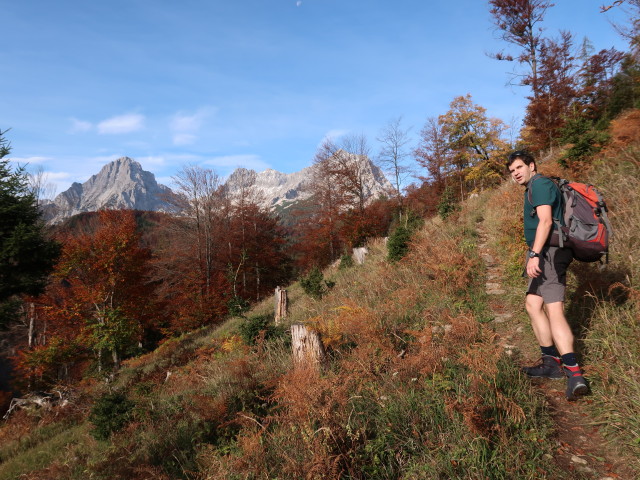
506,150,536,170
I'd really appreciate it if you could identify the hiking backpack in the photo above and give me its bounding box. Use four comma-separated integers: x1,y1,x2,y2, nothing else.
528,176,613,263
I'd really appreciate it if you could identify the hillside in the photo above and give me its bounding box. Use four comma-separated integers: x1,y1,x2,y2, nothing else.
0,141,639,479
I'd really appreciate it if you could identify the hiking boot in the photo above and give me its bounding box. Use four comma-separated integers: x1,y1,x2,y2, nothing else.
522,355,564,379
564,366,589,401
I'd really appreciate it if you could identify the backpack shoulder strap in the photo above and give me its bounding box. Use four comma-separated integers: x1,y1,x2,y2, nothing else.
527,175,566,248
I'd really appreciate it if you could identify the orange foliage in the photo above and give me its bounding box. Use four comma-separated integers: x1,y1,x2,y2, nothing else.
603,109,640,155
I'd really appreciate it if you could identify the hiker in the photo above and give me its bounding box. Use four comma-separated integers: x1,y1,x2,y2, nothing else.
506,150,588,401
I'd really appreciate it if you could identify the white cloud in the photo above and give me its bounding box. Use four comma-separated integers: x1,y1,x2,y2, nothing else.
69,118,92,134
318,129,350,148
136,155,166,168
98,113,145,135
203,154,271,173
170,107,215,146
45,171,74,182
173,133,197,146
296,1,302,6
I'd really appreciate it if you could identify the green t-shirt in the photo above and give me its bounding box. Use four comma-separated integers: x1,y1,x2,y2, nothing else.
523,174,563,247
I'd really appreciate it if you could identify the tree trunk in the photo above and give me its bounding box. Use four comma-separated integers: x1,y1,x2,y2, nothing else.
27,302,36,348
274,287,288,325
112,349,120,370
290,323,326,369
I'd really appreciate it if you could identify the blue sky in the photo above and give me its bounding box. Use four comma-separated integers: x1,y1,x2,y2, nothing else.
1,0,631,196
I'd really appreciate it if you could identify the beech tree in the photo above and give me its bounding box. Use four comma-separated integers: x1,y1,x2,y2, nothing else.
298,153,344,264
315,134,375,214
416,95,509,199
489,0,552,97
56,210,154,370
576,46,627,122
155,165,230,332
523,31,579,150
377,117,412,208
414,117,451,191
17,210,156,385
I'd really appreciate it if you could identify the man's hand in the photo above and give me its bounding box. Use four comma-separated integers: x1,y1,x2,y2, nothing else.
526,256,542,278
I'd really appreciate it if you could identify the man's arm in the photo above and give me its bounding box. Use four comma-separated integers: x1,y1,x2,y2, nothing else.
526,204,553,278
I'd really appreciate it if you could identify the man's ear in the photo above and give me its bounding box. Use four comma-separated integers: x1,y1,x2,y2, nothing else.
528,163,536,174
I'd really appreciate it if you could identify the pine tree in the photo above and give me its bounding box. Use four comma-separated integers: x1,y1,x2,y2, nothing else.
0,131,59,327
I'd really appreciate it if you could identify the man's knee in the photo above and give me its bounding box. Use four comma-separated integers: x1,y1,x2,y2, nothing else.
525,294,544,315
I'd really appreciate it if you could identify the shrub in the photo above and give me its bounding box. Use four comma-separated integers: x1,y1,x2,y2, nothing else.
227,295,250,317
387,224,412,262
338,253,354,270
237,314,285,346
437,185,459,220
300,267,333,299
559,115,610,168
387,211,424,262
89,392,135,440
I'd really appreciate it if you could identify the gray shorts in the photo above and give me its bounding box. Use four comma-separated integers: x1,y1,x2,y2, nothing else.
526,246,573,304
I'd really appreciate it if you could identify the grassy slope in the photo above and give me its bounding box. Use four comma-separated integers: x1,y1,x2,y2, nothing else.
1,143,639,480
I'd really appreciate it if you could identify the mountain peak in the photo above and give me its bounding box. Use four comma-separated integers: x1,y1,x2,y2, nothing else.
43,157,172,224
43,155,394,223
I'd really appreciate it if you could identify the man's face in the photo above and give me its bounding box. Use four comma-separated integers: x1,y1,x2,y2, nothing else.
508,158,536,186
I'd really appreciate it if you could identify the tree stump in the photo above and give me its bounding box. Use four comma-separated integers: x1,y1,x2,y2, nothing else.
274,286,288,325
291,323,326,369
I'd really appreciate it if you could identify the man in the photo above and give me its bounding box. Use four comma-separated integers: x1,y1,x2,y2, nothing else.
507,150,588,401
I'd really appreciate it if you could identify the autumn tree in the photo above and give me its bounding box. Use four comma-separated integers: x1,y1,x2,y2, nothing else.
296,153,344,265
414,116,452,192
377,117,413,209
227,202,290,301
523,31,578,150
16,210,156,386
415,95,510,200
315,134,377,214
489,0,553,97
155,165,231,333
59,210,154,369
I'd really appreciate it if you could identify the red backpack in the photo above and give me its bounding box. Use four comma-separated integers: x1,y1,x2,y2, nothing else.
529,176,613,263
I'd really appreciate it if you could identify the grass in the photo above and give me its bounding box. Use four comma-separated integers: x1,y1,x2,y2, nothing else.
0,423,93,480
1,143,639,478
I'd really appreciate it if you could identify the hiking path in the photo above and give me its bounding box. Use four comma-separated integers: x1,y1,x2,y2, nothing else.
477,221,637,480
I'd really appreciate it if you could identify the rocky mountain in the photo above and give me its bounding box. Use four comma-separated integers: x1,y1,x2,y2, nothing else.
42,157,174,224
43,154,394,223
224,153,394,210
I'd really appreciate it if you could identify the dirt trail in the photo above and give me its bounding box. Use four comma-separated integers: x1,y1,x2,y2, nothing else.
477,227,636,480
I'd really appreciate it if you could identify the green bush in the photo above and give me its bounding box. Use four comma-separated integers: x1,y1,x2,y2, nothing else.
300,266,333,299
559,115,609,167
437,185,459,220
387,210,425,262
227,294,250,317
338,253,354,270
89,392,135,440
387,224,412,262
238,314,285,345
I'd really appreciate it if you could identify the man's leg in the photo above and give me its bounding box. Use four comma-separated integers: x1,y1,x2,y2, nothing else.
544,301,574,355
525,293,553,346
525,297,588,399
523,294,563,379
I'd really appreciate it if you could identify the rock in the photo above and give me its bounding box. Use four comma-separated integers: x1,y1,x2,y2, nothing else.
571,455,588,465
44,157,174,224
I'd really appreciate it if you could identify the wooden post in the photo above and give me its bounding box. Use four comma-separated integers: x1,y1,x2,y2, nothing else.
274,286,288,325
291,323,326,369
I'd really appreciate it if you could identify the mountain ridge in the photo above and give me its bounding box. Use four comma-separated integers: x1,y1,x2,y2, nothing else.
43,155,394,223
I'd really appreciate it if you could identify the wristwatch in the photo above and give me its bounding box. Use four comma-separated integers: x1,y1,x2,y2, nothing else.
528,250,540,259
